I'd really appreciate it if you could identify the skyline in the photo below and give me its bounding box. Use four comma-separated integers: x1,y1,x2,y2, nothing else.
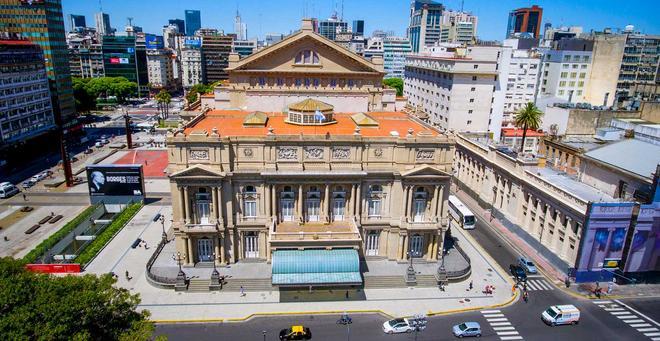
62,0,660,40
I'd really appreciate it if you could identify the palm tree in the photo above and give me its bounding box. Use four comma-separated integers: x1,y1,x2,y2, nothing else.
154,90,171,121
513,102,544,153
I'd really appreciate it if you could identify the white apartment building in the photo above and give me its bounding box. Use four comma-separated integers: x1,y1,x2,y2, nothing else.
404,44,503,137
538,49,592,104
499,39,541,123
180,44,203,89
146,49,175,89
383,37,411,79
440,10,478,45
364,37,384,59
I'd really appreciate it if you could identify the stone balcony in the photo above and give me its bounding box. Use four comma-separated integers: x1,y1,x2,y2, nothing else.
268,218,362,250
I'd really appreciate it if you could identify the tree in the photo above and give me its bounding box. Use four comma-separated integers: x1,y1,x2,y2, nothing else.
72,77,96,113
74,77,138,107
513,102,544,153
155,90,172,120
382,78,403,96
0,257,154,340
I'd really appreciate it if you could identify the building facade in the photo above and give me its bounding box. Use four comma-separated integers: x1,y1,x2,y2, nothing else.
95,12,112,36
408,0,444,53
180,38,204,88
506,5,543,38
383,36,412,79
205,20,396,113
69,14,86,32
67,35,104,79
167,101,453,271
500,39,541,123
318,13,348,41
403,44,502,135
439,10,478,45
616,33,660,105
0,39,55,147
146,49,175,89
0,0,77,125
199,31,232,83
184,10,201,36
538,46,593,104
232,39,257,57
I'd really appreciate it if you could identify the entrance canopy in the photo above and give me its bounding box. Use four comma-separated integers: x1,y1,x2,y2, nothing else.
272,249,362,286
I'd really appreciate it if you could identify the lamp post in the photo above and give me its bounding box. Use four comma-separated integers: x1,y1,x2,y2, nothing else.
172,252,187,291
159,215,167,241
123,108,133,149
262,330,266,341
210,252,222,291
406,235,417,285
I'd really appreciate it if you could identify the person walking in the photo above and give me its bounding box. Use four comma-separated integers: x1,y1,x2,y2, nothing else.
469,280,473,291
511,284,517,297
125,270,131,281
607,282,613,294
523,291,529,303
22,193,27,201
240,286,245,297
345,290,349,299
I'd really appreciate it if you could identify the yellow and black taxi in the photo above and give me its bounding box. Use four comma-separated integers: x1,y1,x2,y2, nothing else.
278,325,312,340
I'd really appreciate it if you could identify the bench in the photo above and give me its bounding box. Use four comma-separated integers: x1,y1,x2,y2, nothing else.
25,224,40,234
49,215,63,224
39,216,52,224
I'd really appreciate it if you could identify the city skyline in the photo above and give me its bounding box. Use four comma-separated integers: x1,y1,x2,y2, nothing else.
62,0,660,40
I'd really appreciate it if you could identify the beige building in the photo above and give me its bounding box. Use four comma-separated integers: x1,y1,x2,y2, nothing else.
167,20,453,286
584,34,625,107
201,19,396,113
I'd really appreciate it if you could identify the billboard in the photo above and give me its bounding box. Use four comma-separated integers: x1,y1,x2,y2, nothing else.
184,38,202,48
576,202,635,272
624,178,660,273
145,35,164,49
86,165,144,198
109,57,130,64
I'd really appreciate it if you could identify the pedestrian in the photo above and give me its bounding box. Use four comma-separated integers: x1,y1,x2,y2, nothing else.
607,282,613,294
3,236,8,241
523,291,529,303
22,193,27,201
125,270,131,281
469,280,473,291
240,286,245,297
511,284,516,296
523,282,527,292
144,241,149,250
345,290,349,299
50,211,54,216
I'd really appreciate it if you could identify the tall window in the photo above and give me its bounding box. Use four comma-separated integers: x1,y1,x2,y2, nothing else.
243,185,257,218
367,185,383,218
413,187,427,222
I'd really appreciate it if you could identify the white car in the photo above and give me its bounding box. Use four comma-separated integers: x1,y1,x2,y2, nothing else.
382,318,425,334
30,174,45,182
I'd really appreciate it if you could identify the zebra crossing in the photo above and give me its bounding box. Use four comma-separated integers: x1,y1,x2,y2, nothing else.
523,279,554,291
480,309,523,340
593,300,660,340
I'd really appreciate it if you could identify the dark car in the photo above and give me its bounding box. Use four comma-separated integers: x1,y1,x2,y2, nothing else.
509,264,527,282
279,326,312,340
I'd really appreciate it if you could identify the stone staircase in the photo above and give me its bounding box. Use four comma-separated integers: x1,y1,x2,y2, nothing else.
417,275,439,287
364,276,407,288
187,278,211,292
223,278,273,291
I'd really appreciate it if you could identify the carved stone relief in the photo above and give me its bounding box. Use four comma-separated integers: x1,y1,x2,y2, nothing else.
189,149,209,160
305,147,323,159
332,147,351,159
416,149,435,160
243,148,254,158
277,147,298,160
373,148,383,158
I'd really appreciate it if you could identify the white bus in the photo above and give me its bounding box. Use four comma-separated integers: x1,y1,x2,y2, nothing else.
448,195,476,229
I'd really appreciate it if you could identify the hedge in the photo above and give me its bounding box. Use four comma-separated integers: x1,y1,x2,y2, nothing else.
22,205,99,264
75,202,143,267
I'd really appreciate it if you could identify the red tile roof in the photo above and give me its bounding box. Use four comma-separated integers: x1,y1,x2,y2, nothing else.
501,127,545,138
184,110,439,138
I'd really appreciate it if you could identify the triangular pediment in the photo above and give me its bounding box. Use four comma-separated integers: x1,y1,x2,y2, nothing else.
401,165,451,178
169,165,225,179
228,31,383,75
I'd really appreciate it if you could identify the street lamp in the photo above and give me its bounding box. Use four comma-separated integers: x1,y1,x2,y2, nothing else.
262,330,266,341
159,215,167,241
406,236,417,284
123,108,133,149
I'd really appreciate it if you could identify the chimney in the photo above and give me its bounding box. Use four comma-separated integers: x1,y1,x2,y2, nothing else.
301,18,313,32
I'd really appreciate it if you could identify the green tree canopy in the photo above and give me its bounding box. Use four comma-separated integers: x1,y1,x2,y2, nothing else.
513,102,544,153
0,257,154,340
186,83,216,104
72,77,96,113
72,77,138,107
382,78,404,96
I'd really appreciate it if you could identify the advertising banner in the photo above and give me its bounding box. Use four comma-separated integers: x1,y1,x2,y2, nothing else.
119,57,129,64
145,34,165,49
624,179,660,273
86,165,144,198
26,263,81,274
576,202,635,272
110,57,120,64
184,38,202,48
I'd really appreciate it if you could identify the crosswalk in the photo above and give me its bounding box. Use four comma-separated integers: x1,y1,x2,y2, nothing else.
481,309,523,340
524,279,554,291
594,300,660,340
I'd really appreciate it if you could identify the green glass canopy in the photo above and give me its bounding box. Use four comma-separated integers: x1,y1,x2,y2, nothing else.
271,249,362,286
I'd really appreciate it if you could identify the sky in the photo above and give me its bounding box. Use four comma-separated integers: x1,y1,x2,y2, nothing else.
61,0,660,40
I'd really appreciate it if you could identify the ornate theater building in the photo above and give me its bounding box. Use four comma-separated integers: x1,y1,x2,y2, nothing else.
167,20,454,287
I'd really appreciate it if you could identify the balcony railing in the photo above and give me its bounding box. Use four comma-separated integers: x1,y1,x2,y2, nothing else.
269,217,361,242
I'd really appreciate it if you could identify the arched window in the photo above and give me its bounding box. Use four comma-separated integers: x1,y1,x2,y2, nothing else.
244,185,256,193
370,185,383,193
295,50,320,65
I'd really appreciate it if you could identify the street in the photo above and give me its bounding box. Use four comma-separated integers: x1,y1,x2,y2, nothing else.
154,194,660,340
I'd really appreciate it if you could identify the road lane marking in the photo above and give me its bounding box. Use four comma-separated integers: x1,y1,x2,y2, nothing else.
500,336,523,340
611,311,633,315
629,323,652,328
638,328,659,332
493,326,516,331
593,300,613,304
623,319,645,324
490,322,512,326
614,300,660,328
646,332,660,337
617,315,639,319
538,280,553,290
526,281,539,290
481,310,501,314
487,318,509,322
497,331,520,335
604,308,625,311
484,313,505,318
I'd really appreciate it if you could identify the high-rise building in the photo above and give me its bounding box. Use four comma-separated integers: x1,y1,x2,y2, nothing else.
506,5,543,38
232,39,257,57
163,24,183,49
439,10,478,45
95,12,112,36
0,39,56,148
198,29,233,83
364,36,384,59
536,39,594,106
67,34,104,79
383,37,411,79
352,20,365,36
616,30,660,105
404,44,503,135
234,11,247,40
180,37,203,88
69,14,86,32
498,39,541,124
407,0,444,52
0,0,77,126
101,35,150,96
168,19,185,35
318,12,348,41
185,10,201,36
265,33,286,46
146,49,175,89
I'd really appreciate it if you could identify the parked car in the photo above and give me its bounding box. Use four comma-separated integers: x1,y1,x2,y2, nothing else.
0,182,19,198
452,322,482,338
382,318,426,334
22,180,35,189
542,305,580,326
509,264,527,282
278,325,312,340
518,257,537,274
31,174,45,182
95,141,103,148
39,171,52,179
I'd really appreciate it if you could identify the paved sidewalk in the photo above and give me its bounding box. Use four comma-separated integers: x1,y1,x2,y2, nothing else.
84,200,515,321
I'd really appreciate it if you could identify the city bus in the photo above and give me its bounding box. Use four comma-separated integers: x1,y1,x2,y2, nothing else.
448,195,476,229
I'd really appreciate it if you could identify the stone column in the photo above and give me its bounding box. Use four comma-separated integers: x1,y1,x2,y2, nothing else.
186,237,193,265
179,186,186,223
355,183,362,217
431,185,439,219
298,185,303,221
227,183,234,227
427,234,435,261
260,231,267,259
437,185,445,219
220,233,226,265
211,186,218,224
349,184,356,217
228,229,234,263
271,185,277,221
324,183,330,222
432,232,440,260
237,231,244,261
397,234,404,261
217,185,224,226
407,185,414,220
183,186,190,224
265,184,271,218
214,237,220,265
402,234,409,260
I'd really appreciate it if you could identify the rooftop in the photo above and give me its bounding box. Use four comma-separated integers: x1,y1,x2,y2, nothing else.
584,139,660,179
183,110,440,138
533,167,615,203
501,127,545,138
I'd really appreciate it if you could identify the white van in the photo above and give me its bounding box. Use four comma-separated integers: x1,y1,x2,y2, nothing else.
0,183,19,198
542,305,580,326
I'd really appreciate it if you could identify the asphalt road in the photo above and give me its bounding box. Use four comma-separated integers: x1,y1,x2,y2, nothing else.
154,193,660,341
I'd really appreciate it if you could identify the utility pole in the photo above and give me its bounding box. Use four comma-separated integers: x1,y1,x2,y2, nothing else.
51,80,73,187
123,109,133,149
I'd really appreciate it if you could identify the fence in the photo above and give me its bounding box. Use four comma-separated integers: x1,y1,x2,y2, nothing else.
145,237,176,288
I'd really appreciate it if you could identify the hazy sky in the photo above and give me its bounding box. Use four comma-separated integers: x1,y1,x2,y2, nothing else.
62,0,660,40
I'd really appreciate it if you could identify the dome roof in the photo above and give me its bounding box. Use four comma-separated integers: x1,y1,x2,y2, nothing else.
288,98,334,112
